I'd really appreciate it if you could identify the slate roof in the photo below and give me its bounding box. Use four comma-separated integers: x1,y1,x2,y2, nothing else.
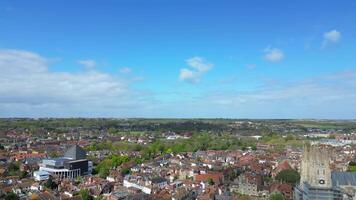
64,145,87,160
151,177,167,184
332,171,356,186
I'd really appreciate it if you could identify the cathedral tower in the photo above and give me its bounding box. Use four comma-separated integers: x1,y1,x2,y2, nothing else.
300,143,332,188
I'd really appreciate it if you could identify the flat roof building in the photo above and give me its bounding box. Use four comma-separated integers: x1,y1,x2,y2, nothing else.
34,145,92,180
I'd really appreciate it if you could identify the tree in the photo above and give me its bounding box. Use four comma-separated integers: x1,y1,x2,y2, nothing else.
98,166,110,178
5,192,19,200
121,168,131,175
76,175,83,183
251,145,257,151
348,161,356,172
94,196,103,200
111,155,129,167
284,134,295,141
95,155,132,178
208,178,214,185
264,176,273,183
19,171,28,179
275,169,300,185
44,176,58,190
7,162,20,176
269,193,285,200
80,189,92,200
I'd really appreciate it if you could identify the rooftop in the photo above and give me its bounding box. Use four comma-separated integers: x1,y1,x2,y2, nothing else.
332,171,356,186
64,145,87,160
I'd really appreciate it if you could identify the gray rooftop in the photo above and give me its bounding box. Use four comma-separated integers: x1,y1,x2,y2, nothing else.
64,145,87,160
332,171,356,186
151,177,167,183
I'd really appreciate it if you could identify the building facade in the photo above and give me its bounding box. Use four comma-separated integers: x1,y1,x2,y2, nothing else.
294,144,354,200
35,145,92,180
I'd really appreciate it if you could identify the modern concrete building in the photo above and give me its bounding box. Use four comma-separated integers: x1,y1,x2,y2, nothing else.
34,145,92,180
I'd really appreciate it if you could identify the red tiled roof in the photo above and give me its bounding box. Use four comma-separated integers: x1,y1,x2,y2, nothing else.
195,172,223,185
270,182,292,192
275,160,292,172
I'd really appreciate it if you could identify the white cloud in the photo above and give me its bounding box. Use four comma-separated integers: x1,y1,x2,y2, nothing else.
322,29,341,48
204,71,356,118
77,59,96,69
120,67,132,74
0,49,47,73
0,49,150,117
179,57,213,83
186,57,213,72
179,68,198,83
264,47,284,62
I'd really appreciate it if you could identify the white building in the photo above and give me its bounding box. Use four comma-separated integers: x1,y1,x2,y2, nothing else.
33,171,50,181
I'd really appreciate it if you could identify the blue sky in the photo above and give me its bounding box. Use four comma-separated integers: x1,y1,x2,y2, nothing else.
0,0,355,118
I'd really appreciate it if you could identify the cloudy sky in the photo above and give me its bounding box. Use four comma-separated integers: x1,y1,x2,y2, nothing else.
0,0,356,119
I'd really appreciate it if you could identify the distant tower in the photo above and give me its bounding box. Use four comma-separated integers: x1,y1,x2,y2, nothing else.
300,143,332,188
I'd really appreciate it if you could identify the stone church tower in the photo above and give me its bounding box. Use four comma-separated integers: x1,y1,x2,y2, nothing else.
300,143,332,188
